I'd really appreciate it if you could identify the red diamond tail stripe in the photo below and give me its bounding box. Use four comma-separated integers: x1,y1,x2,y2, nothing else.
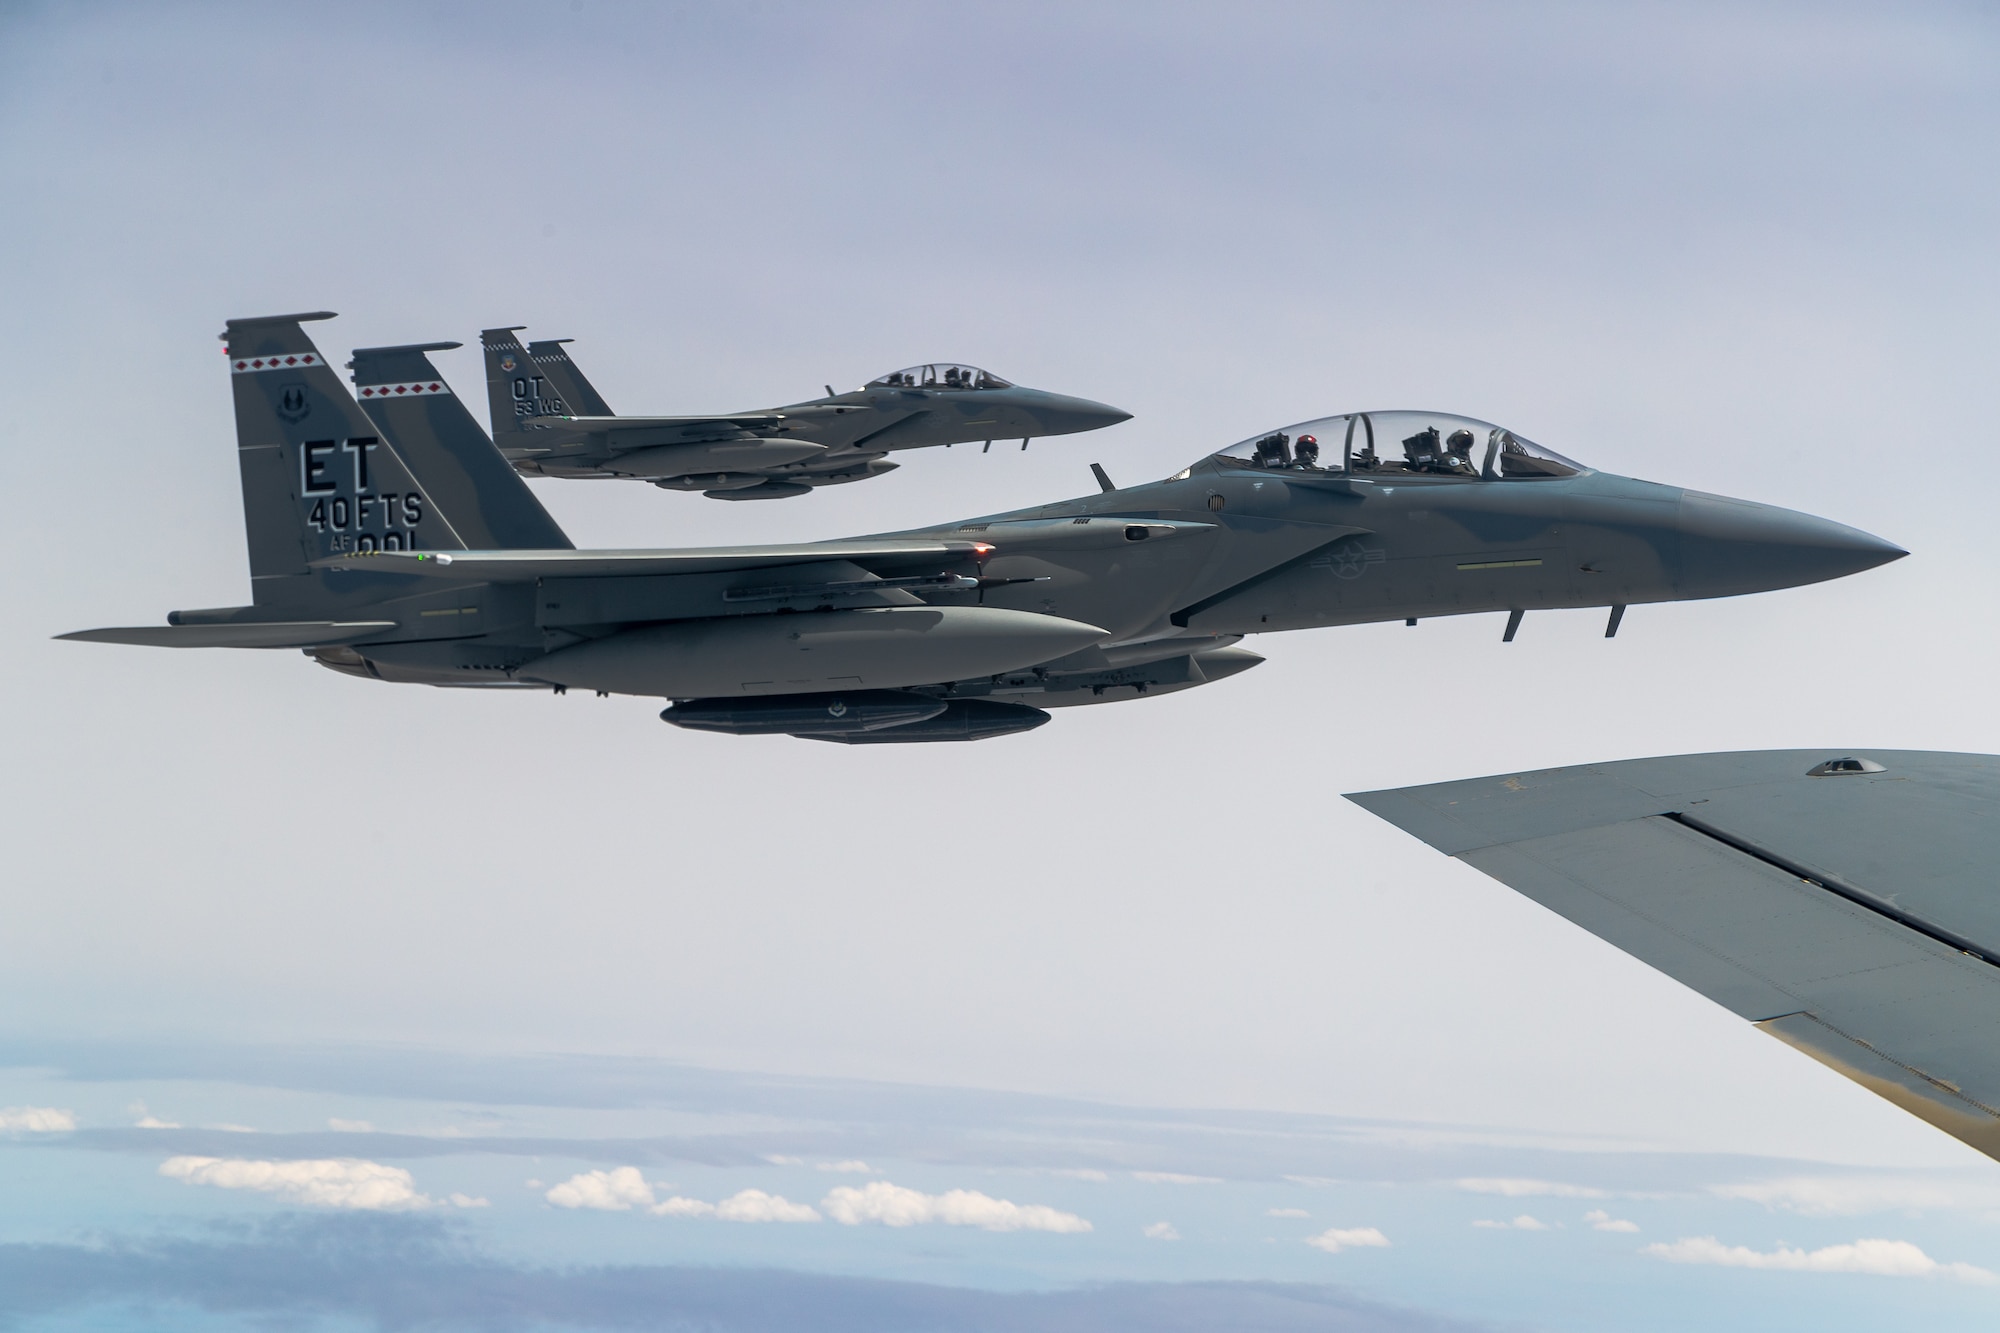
356,381,453,399
229,352,324,373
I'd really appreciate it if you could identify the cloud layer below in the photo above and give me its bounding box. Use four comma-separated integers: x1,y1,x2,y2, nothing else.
542,1171,1084,1231
821,1182,1090,1233
0,1106,74,1133
1305,1227,1391,1254
1645,1236,1997,1284
160,1156,482,1210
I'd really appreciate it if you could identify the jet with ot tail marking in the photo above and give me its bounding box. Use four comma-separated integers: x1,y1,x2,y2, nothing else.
481,328,1131,500
62,313,1903,744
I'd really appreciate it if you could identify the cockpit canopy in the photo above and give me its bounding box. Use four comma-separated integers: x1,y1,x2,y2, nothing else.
869,364,1014,391
1205,412,1584,480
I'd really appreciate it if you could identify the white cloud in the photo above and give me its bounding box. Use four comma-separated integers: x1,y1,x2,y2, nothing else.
160,1156,431,1210
1474,1214,1551,1231
548,1173,820,1224
821,1181,1091,1233
648,1189,818,1222
1267,1207,1311,1219
1586,1209,1640,1233
328,1118,374,1133
1456,1177,1606,1199
1305,1226,1391,1254
135,1116,180,1129
815,1160,873,1173
1132,1171,1222,1185
1709,1176,1996,1217
715,1189,820,1223
652,1196,715,1217
1048,1168,1109,1182
0,1107,75,1133
546,1167,656,1211
761,1154,803,1166
1645,1235,1997,1284
1142,1221,1181,1241
447,1193,490,1208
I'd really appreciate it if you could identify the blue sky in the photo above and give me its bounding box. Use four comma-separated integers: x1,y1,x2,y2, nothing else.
3,2,2000,1328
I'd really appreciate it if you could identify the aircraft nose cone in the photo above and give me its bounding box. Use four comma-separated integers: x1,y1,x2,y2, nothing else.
1677,490,1906,598
1030,392,1133,436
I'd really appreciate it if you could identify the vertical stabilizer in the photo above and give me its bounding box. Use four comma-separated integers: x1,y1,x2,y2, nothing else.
530,338,615,416
482,327,564,442
351,344,574,551
480,328,614,438
223,313,467,606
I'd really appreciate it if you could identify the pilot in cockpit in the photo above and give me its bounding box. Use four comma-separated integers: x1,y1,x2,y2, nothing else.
1444,428,1477,473
1293,434,1321,469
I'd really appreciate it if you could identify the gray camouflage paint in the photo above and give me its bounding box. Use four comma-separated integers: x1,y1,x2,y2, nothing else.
63,314,1904,741
479,327,1133,498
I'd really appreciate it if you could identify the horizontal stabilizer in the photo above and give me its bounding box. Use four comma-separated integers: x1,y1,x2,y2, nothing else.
311,539,987,581
59,621,396,649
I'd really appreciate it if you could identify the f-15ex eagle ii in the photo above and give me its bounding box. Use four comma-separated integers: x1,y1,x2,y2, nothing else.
62,312,1903,744
478,327,1131,500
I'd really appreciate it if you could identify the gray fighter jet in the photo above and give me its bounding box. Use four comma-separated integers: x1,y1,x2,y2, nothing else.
1351,752,2000,1163
478,328,1132,499
62,313,1903,744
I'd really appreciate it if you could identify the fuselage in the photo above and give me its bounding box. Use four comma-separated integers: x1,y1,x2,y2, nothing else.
319,454,1901,700
94,318,1898,741
915,460,1899,642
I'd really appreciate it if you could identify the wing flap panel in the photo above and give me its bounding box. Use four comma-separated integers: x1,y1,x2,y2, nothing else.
1759,1011,2000,1158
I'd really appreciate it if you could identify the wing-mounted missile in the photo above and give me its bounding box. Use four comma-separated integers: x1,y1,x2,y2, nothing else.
481,331,1130,500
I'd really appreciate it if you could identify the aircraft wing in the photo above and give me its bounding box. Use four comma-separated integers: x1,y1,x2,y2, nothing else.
311,539,987,581
511,413,784,450
1347,750,2000,1161
57,621,398,649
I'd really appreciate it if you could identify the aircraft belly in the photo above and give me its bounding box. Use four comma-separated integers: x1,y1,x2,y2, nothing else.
350,635,543,683
520,606,1105,698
